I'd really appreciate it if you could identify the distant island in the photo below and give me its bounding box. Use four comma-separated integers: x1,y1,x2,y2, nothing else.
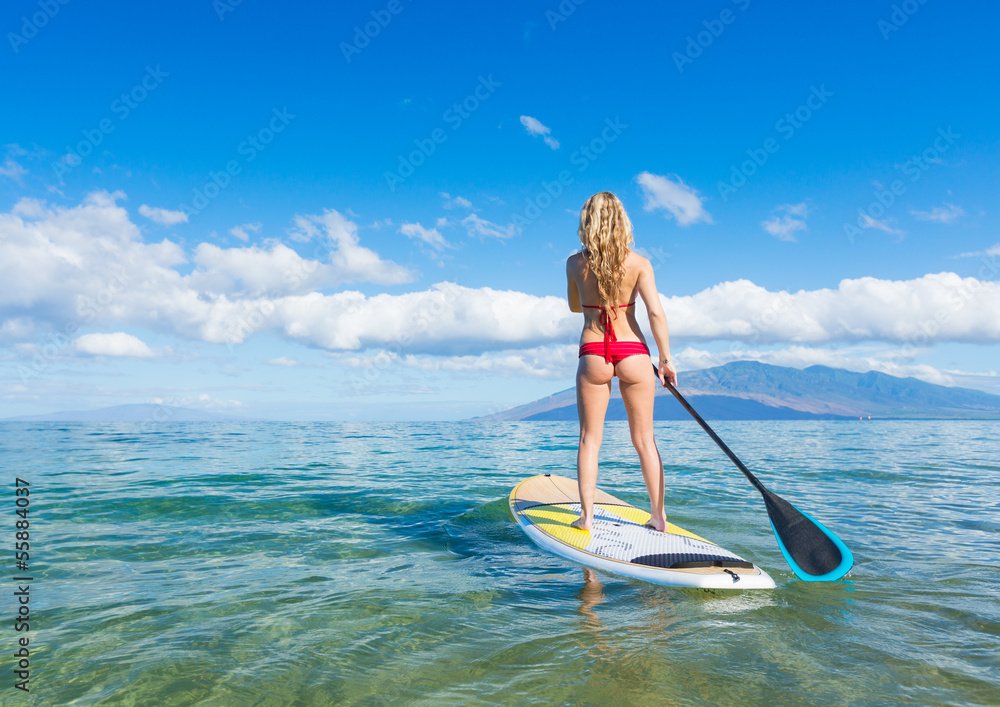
1,404,255,423
473,361,1000,421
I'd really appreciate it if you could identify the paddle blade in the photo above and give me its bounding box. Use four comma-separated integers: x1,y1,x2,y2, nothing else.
761,491,854,581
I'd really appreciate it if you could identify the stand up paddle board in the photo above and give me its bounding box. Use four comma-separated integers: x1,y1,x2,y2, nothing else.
509,474,775,589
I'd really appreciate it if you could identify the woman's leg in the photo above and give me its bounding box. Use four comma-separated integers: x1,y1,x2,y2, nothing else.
616,354,667,531
573,355,614,531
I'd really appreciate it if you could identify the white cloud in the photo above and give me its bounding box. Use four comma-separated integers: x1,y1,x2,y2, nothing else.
263,283,574,351
664,273,1000,344
0,192,412,349
955,243,1000,259
189,241,327,295
10,197,46,219
910,203,965,223
267,357,298,366
520,115,560,150
333,344,578,379
0,317,37,342
149,393,246,410
440,192,473,210
288,209,413,285
138,204,189,226
761,202,808,242
0,158,27,183
461,213,516,240
636,172,713,226
0,191,186,323
229,222,262,241
859,213,903,235
74,332,156,358
400,222,450,250
191,213,413,296
404,345,576,378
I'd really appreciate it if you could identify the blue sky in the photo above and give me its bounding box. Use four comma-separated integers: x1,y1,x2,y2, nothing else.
1,0,998,419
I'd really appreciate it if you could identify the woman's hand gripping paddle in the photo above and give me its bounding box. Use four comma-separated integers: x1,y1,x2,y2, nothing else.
653,364,854,581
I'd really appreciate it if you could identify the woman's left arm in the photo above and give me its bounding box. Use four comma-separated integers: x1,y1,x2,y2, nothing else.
636,257,677,387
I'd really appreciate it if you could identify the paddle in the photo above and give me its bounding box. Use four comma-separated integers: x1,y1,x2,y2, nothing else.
652,364,854,581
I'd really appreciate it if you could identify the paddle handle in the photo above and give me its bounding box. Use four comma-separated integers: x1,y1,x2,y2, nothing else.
652,364,767,495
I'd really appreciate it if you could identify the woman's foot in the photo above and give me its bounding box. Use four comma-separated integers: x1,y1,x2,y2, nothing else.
644,512,667,532
571,515,593,531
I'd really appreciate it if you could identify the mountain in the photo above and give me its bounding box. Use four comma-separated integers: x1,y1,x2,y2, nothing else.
2,404,254,422
474,361,1000,421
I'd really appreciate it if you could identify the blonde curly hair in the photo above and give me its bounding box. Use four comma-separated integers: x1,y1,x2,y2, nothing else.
578,191,634,324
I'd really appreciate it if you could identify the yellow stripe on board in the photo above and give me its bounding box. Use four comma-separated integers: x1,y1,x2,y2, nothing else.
521,502,713,547
521,505,591,548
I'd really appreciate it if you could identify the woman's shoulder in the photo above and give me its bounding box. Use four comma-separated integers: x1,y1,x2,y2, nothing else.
566,251,586,270
625,250,652,271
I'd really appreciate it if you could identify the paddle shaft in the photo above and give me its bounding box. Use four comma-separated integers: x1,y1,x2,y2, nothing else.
652,364,767,495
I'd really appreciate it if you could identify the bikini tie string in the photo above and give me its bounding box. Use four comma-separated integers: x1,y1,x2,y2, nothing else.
599,309,616,364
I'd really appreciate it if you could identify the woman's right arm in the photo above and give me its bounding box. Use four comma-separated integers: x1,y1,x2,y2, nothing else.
566,256,582,313
635,257,677,387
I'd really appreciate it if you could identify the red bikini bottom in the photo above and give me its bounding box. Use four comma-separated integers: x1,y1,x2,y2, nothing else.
578,341,650,366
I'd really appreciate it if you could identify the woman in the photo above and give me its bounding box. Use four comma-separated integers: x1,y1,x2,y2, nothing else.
566,191,677,532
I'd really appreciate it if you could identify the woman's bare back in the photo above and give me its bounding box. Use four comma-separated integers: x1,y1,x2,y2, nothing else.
567,250,648,346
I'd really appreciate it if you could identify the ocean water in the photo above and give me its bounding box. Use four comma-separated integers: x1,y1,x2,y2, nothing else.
3,419,999,706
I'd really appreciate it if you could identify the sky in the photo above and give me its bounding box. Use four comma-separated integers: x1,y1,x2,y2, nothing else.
1,0,998,420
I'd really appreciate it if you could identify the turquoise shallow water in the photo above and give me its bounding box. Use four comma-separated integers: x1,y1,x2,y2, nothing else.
2,420,999,705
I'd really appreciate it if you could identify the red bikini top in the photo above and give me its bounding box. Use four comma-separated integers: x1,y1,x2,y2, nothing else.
581,302,635,362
